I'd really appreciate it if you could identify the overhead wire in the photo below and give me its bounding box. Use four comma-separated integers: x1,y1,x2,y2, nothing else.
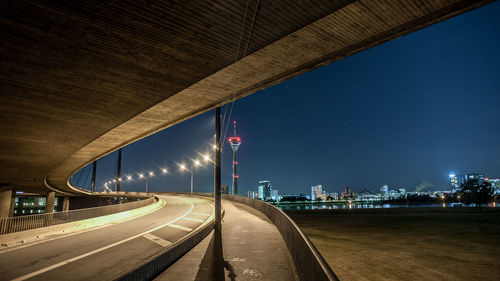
221,0,260,150
220,0,250,147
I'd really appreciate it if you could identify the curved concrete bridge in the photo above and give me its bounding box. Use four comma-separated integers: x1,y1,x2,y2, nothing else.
0,1,496,280
0,0,492,197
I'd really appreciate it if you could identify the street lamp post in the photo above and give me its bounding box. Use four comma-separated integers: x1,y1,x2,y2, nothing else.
139,172,154,194
181,159,202,195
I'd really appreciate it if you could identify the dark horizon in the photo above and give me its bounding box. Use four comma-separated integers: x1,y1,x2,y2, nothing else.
73,2,500,196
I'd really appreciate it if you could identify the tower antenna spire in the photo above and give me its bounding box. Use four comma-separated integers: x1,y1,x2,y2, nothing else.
228,121,241,196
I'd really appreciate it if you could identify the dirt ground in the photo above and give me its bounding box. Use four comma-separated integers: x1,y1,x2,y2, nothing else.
288,208,500,281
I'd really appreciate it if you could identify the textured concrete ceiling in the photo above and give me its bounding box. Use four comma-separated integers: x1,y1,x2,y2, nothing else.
0,0,493,195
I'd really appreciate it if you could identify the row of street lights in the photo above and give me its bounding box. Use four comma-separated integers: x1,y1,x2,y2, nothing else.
103,153,212,194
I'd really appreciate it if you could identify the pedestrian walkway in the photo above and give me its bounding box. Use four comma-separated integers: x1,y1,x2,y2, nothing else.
156,200,299,280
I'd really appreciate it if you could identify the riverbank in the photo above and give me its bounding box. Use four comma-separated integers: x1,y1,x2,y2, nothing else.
288,207,500,281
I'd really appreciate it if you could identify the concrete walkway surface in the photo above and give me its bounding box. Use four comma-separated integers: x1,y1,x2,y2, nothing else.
156,200,299,281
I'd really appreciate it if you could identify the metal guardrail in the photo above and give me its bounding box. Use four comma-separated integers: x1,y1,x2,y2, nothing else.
0,196,155,235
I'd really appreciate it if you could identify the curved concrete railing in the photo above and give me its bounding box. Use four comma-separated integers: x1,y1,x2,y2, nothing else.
0,195,155,235
221,194,339,281
117,195,218,281
155,192,338,280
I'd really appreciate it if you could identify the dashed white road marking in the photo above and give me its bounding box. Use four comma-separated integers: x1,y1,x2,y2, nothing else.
143,233,172,247
182,217,204,222
168,224,193,232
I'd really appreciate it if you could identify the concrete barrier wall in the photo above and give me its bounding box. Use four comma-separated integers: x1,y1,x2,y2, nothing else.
117,194,217,281
156,192,338,281
219,194,339,281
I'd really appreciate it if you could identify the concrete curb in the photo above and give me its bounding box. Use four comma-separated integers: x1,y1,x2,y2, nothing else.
0,196,162,248
116,196,218,281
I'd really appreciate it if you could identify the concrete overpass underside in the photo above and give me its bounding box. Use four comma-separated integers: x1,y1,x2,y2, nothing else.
0,0,494,195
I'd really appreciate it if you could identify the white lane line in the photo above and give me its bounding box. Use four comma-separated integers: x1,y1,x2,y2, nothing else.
182,217,204,222
191,211,210,216
11,198,195,281
167,224,193,232
0,199,167,255
142,233,172,247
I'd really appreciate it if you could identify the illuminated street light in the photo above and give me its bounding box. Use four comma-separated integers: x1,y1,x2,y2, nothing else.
203,154,210,161
138,173,150,193
161,168,168,174
127,175,132,181
180,160,201,195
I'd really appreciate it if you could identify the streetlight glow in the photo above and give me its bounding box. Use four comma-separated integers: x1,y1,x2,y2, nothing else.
139,173,144,179
149,171,154,177
203,154,210,161
161,168,168,174
127,175,132,181
179,164,187,171
193,159,200,166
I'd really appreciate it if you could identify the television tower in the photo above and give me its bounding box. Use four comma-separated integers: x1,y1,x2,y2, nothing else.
228,121,241,195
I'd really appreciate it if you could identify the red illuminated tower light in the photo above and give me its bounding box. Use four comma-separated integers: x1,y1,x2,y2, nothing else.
228,121,241,195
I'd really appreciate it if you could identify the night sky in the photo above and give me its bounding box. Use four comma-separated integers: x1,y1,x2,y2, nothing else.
73,2,500,195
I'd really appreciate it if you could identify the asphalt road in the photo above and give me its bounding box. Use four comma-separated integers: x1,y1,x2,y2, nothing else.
0,195,213,281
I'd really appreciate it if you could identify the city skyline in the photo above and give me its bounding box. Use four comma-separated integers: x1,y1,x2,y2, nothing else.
74,2,500,195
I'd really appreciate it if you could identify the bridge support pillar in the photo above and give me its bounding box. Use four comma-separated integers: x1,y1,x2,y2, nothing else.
62,196,70,211
9,193,16,217
0,186,13,218
44,191,55,213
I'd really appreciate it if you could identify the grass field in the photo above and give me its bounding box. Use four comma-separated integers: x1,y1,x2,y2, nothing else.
288,208,500,281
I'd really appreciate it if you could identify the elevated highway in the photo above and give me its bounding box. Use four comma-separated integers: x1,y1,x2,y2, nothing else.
0,0,494,196
0,195,214,280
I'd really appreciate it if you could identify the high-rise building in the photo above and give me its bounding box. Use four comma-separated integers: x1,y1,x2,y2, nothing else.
311,185,323,201
257,181,272,200
271,190,279,201
461,173,485,185
449,174,459,189
341,187,356,199
450,173,485,189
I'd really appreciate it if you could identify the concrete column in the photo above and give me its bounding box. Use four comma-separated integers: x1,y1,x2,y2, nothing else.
62,196,70,211
9,193,16,217
44,191,55,213
0,186,13,218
